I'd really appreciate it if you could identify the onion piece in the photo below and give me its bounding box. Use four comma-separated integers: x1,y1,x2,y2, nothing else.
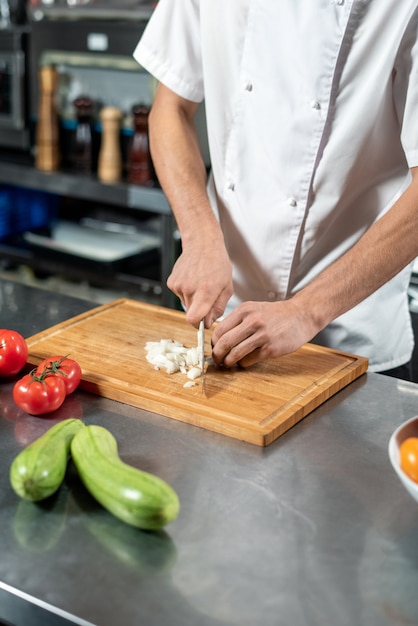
144,330,205,386
187,366,202,380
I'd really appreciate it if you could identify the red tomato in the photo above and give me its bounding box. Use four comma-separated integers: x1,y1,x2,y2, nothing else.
13,371,66,416
0,329,28,377
400,437,418,483
36,355,82,395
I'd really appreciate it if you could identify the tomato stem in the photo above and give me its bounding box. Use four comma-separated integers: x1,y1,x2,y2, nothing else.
38,355,71,378
29,367,56,384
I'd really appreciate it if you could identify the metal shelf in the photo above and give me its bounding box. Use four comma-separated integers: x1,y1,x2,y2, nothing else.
0,159,178,308
0,160,171,213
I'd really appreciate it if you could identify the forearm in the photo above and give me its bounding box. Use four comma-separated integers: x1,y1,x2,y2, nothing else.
292,169,418,335
148,84,233,323
148,84,223,247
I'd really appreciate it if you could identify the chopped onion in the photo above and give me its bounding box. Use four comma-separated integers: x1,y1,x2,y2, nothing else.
145,329,204,385
187,366,202,380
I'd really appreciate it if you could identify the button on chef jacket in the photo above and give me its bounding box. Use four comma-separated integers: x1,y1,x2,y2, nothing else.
134,0,418,372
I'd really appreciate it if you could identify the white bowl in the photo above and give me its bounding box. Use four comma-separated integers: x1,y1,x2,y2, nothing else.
388,416,418,503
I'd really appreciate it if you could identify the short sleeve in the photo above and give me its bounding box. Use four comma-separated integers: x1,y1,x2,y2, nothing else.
133,0,205,103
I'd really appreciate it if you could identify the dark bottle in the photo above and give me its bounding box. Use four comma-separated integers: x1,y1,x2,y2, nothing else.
128,104,154,186
73,96,93,174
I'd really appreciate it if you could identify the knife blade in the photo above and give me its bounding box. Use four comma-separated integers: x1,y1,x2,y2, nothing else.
198,319,205,393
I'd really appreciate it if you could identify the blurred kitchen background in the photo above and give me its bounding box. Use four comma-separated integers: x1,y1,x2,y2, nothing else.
0,0,209,309
1,0,418,380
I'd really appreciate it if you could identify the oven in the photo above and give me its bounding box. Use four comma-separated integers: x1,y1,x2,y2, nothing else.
0,25,31,150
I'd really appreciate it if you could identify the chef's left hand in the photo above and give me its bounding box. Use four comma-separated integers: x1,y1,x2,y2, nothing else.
211,299,318,368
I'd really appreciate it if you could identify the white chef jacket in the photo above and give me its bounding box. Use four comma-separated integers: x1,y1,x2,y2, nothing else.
134,0,418,372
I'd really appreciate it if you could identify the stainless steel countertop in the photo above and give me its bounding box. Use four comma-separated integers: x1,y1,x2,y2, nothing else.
0,278,418,626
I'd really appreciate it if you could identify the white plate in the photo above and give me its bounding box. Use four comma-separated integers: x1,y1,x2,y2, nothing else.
24,221,160,263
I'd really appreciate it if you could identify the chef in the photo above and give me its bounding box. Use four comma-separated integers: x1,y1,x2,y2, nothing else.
134,1,418,381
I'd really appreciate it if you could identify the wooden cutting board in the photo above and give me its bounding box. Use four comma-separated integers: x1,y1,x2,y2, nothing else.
26,298,368,446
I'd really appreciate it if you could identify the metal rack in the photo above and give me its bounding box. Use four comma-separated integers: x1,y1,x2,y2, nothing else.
0,158,179,308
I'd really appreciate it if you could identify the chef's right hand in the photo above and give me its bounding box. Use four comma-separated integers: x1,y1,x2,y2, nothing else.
167,236,233,329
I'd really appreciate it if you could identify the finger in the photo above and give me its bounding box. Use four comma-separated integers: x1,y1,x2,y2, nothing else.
212,324,257,367
237,347,263,368
185,297,209,328
186,285,230,329
167,274,197,315
211,308,243,345
207,288,231,327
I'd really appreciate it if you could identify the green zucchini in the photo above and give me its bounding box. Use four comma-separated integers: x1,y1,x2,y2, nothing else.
70,425,180,530
10,418,85,502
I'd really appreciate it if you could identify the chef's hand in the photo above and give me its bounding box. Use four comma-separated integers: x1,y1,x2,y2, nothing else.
167,235,233,328
211,299,318,368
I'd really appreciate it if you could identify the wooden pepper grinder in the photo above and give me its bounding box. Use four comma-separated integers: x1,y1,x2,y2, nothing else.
127,104,154,186
35,65,60,172
97,106,122,184
73,96,93,174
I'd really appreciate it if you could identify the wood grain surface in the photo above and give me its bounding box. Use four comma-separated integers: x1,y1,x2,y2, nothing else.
26,299,369,446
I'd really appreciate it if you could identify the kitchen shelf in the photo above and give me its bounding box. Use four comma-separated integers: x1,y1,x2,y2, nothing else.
0,158,171,212
0,157,179,308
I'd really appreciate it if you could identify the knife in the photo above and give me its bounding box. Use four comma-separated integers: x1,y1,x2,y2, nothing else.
198,319,205,393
